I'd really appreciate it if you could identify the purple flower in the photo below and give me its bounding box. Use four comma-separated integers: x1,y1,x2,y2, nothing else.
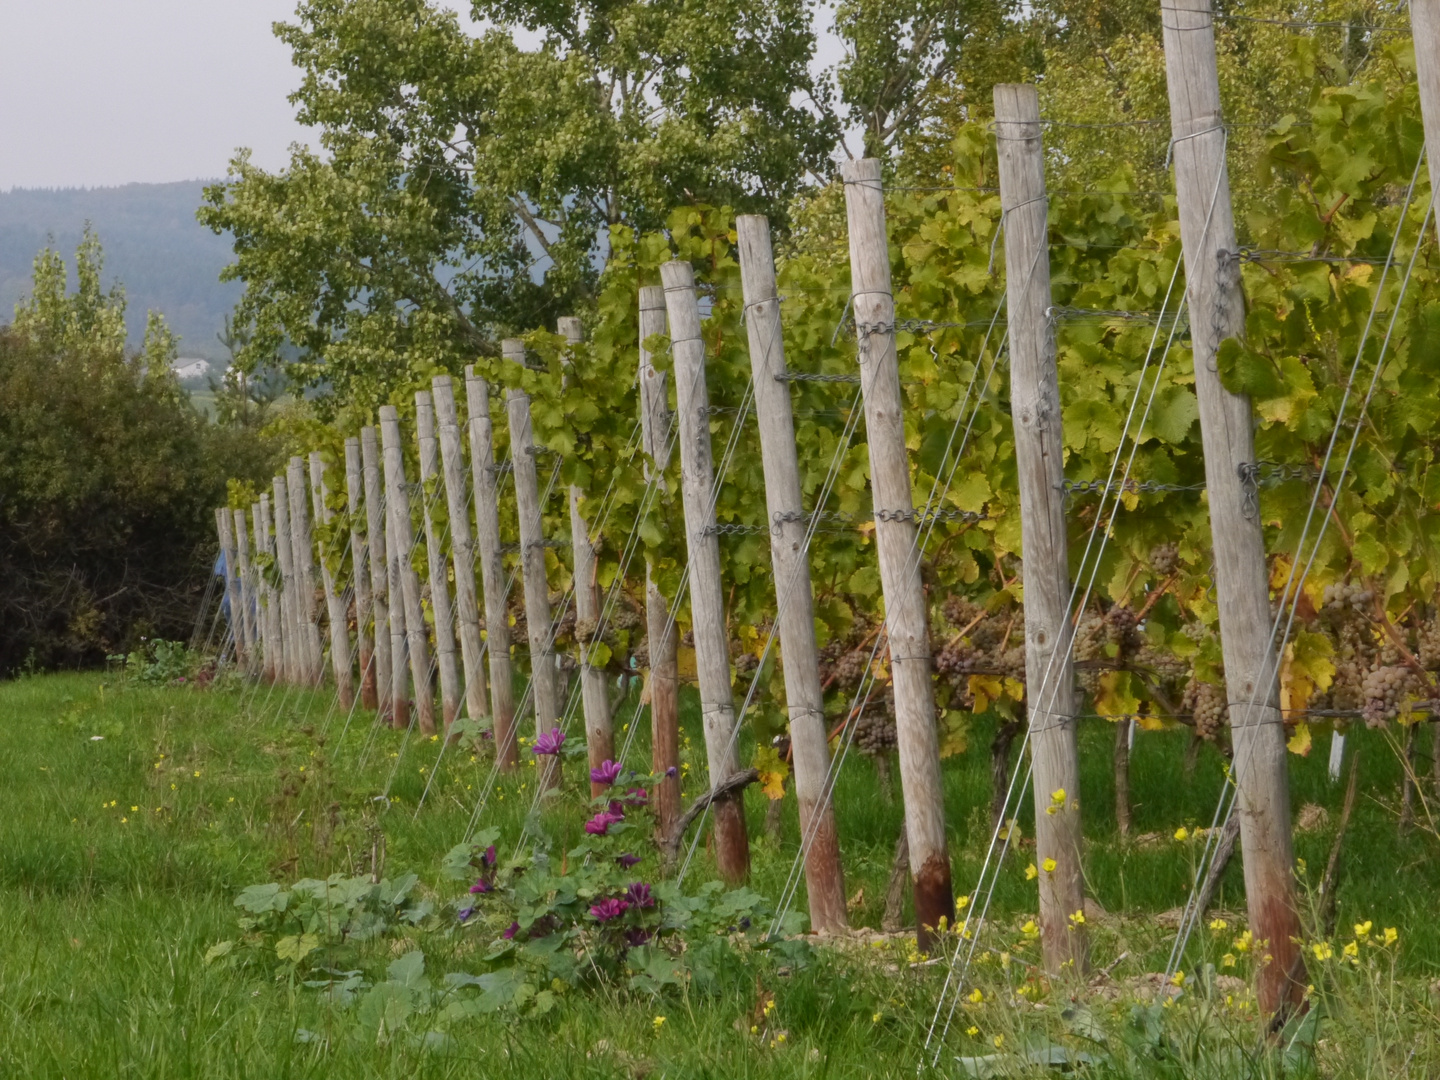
624,926,652,947
584,809,625,835
457,906,475,922
625,882,654,909
665,766,678,778
617,853,642,870
502,921,520,940
482,844,497,867
531,727,565,756
590,759,623,786
590,898,631,922
469,879,493,894
623,786,649,807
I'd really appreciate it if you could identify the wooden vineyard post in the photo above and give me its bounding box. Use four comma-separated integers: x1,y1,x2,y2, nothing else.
416,391,464,729
256,497,281,683
346,437,378,710
503,339,563,790
558,316,616,795
362,426,399,724
994,84,1087,974
433,375,489,727
310,452,356,708
1160,0,1304,1015
659,259,751,884
1414,0,1440,244
234,508,259,676
380,407,437,735
466,367,518,769
271,476,301,684
216,508,245,664
735,215,847,929
287,456,325,686
840,158,955,948
639,286,682,837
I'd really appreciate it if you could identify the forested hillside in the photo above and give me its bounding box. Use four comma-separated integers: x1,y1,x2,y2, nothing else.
0,182,238,360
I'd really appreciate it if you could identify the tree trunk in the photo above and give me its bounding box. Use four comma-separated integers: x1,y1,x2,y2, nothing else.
380,407,435,735
310,452,355,707
416,392,462,730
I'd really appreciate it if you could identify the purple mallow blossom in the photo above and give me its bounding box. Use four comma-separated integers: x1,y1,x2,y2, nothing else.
482,844,497,867
617,853,642,870
625,882,654,909
585,809,625,835
623,786,649,807
469,879,493,894
590,759,623,786
665,766,678,778
531,727,565,756
457,906,475,922
503,921,520,940
590,897,631,922
624,926,652,947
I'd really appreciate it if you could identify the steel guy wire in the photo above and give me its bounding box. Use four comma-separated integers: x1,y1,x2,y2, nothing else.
1164,145,1431,977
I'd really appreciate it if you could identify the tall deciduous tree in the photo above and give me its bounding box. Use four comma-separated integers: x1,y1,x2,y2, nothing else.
200,0,837,409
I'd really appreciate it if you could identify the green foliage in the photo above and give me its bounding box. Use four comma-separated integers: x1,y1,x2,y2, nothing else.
107,639,204,686
199,0,837,410
0,236,283,674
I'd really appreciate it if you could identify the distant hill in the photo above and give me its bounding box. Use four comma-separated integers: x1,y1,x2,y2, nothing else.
0,182,242,362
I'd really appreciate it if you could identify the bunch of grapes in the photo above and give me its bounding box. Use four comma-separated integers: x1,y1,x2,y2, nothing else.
1134,644,1188,682
1105,606,1141,656
1150,542,1179,577
941,594,982,631
1322,581,1373,617
611,602,643,632
854,707,898,757
1182,678,1228,741
934,639,982,678
630,639,650,670
1073,614,1106,695
1417,613,1440,671
832,648,870,688
1325,620,1379,711
1361,664,1415,727
575,616,598,645
996,646,1026,682
733,650,760,676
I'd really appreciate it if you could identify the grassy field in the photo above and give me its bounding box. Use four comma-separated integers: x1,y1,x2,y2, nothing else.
3,669,1439,1077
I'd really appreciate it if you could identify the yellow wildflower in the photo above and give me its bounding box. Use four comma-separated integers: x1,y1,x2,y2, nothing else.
1174,827,1189,841
1221,953,1236,968
968,988,983,1004
1025,863,1038,881
1383,927,1398,946
1042,858,1057,874
1311,941,1333,961
1342,941,1359,961
1208,918,1228,932
1170,971,1185,987
1354,921,1372,939
1233,930,1253,953
1068,909,1085,927
966,1026,979,1037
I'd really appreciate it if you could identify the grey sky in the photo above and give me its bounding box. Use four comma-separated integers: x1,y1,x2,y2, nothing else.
1,2,849,192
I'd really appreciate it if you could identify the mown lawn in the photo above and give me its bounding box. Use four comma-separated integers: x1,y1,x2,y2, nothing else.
3,669,1439,1077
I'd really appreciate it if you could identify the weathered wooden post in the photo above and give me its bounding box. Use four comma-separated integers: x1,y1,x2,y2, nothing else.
558,316,616,796
841,158,954,949
271,476,301,684
503,339,563,790
994,83,1087,973
417,391,463,729
216,508,245,664
638,286,682,836
433,375,489,726
287,456,324,686
735,215,848,929
310,452,356,708
380,407,436,735
345,437,378,710
234,508,259,676
1160,0,1304,1014
466,367,518,769
256,497,281,683
660,259,751,883
1413,0,1440,244
362,426,398,724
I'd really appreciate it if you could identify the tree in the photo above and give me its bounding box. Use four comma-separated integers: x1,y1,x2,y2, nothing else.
200,0,838,411
0,237,282,673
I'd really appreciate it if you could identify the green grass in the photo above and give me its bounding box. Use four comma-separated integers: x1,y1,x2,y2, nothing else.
3,670,1439,1076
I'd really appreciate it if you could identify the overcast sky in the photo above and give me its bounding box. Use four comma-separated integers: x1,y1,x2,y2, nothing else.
0,1,846,192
